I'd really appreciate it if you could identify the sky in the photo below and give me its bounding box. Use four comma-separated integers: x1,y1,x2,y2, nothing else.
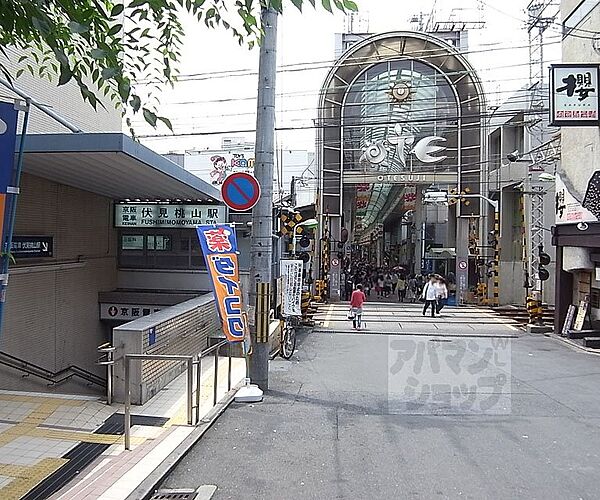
134,0,563,155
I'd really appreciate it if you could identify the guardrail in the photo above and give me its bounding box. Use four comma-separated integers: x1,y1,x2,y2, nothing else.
123,339,234,450
97,343,115,405
0,350,106,388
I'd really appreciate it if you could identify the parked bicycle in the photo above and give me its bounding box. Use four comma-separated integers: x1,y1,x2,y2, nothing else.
280,315,300,359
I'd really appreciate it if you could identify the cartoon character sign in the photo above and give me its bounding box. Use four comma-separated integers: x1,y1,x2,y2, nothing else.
210,155,229,185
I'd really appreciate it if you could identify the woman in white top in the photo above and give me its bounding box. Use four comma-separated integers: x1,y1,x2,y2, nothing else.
421,275,438,317
434,277,449,314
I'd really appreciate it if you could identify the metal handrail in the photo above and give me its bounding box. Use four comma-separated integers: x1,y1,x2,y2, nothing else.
0,350,106,388
97,343,115,405
193,340,233,424
122,341,236,451
124,354,194,450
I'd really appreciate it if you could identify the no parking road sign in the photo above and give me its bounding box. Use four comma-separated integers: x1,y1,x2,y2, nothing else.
221,172,261,211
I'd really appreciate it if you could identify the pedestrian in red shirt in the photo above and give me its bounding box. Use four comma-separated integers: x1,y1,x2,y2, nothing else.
350,284,366,330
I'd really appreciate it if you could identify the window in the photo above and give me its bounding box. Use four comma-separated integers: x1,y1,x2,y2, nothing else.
121,235,144,250
147,235,172,251
118,229,206,270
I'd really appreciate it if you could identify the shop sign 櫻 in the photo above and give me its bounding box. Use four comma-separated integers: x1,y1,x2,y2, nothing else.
550,64,600,126
115,204,225,228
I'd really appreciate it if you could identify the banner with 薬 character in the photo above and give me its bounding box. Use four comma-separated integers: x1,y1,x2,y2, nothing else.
196,225,248,342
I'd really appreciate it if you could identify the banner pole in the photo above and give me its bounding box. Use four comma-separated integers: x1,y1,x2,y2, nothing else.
0,98,30,341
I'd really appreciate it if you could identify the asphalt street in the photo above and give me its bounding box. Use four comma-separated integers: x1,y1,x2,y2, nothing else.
162,302,600,500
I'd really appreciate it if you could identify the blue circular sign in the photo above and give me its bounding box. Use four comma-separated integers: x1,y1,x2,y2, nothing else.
221,173,261,211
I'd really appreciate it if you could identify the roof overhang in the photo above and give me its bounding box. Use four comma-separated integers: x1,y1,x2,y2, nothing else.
20,133,222,201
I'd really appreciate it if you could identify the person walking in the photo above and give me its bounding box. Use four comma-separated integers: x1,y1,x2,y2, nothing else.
384,274,393,298
397,276,407,302
391,272,399,295
421,275,438,317
435,276,449,314
407,275,417,303
376,275,384,298
350,284,366,330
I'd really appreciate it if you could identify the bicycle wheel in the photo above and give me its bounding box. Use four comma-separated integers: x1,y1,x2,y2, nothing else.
280,324,296,359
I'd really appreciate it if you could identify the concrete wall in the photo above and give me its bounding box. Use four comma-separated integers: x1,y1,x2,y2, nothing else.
113,295,217,405
560,4,600,204
0,173,118,390
1,46,122,134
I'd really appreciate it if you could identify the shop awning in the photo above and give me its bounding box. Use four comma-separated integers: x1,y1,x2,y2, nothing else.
20,133,221,201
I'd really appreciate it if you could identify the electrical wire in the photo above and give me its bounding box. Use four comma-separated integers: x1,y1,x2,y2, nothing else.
132,34,562,85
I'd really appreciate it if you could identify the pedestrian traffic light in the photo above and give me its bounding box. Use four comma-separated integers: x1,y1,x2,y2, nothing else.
538,246,551,281
468,237,478,255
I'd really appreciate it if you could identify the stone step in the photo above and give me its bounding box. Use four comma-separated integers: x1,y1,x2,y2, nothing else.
568,330,600,339
583,337,600,349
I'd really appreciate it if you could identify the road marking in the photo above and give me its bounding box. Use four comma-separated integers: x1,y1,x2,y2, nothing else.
491,315,521,331
323,304,334,328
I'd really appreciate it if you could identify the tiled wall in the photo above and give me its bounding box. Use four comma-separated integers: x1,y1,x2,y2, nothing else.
1,173,118,385
113,295,220,404
141,298,218,387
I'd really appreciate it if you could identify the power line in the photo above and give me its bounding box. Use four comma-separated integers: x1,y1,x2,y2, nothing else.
132,35,561,86
138,107,551,139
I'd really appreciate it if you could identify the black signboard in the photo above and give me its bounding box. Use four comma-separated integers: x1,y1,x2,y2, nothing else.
11,236,53,258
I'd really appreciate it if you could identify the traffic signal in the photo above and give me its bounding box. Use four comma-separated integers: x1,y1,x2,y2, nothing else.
538,246,551,281
468,236,478,255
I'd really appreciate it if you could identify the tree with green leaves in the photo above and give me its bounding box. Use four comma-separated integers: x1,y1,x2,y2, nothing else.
0,0,357,134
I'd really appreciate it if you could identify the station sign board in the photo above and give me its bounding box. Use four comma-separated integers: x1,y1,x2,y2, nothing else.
11,236,53,258
115,204,225,228
100,303,163,321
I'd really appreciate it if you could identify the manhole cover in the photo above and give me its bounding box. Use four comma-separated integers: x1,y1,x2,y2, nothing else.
151,486,217,500
151,489,197,500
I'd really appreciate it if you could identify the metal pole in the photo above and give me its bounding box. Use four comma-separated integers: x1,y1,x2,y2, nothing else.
492,209,500,307
0,100,30,339
107,350,113,406
248,6,278,391
187,358,193,425
227,342,232,391
124,356,131,450
213,348,219,406
292,226,298,257
195,356,201,424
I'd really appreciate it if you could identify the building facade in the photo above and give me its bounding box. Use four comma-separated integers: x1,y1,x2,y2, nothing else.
317,30,486,303
487,85,558,306
553,0,600,331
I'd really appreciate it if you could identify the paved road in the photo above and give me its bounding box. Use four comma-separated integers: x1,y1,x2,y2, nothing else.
162,302,600,500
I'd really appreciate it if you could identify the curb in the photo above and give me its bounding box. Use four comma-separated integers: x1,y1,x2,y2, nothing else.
543,331,600,357
127,380,245,500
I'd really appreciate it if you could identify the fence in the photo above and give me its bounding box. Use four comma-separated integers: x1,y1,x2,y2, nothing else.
123,340,234,450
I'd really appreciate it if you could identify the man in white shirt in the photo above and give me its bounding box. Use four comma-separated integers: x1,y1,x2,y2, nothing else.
421,275,438,317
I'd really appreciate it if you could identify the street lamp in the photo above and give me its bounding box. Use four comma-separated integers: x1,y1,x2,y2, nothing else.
292,218,318,256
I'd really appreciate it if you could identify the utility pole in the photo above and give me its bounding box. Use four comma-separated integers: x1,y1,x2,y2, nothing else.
248,6,278,391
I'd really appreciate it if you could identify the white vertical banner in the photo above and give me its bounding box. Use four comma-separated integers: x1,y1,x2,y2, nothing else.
280,259,303,316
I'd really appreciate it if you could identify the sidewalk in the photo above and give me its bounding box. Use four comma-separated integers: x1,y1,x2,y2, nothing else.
0,355,245,500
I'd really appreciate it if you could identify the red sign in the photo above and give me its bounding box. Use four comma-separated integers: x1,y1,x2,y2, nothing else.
221,172,261,211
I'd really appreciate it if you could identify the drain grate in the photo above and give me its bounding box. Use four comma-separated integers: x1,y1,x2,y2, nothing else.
151,489,198,500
